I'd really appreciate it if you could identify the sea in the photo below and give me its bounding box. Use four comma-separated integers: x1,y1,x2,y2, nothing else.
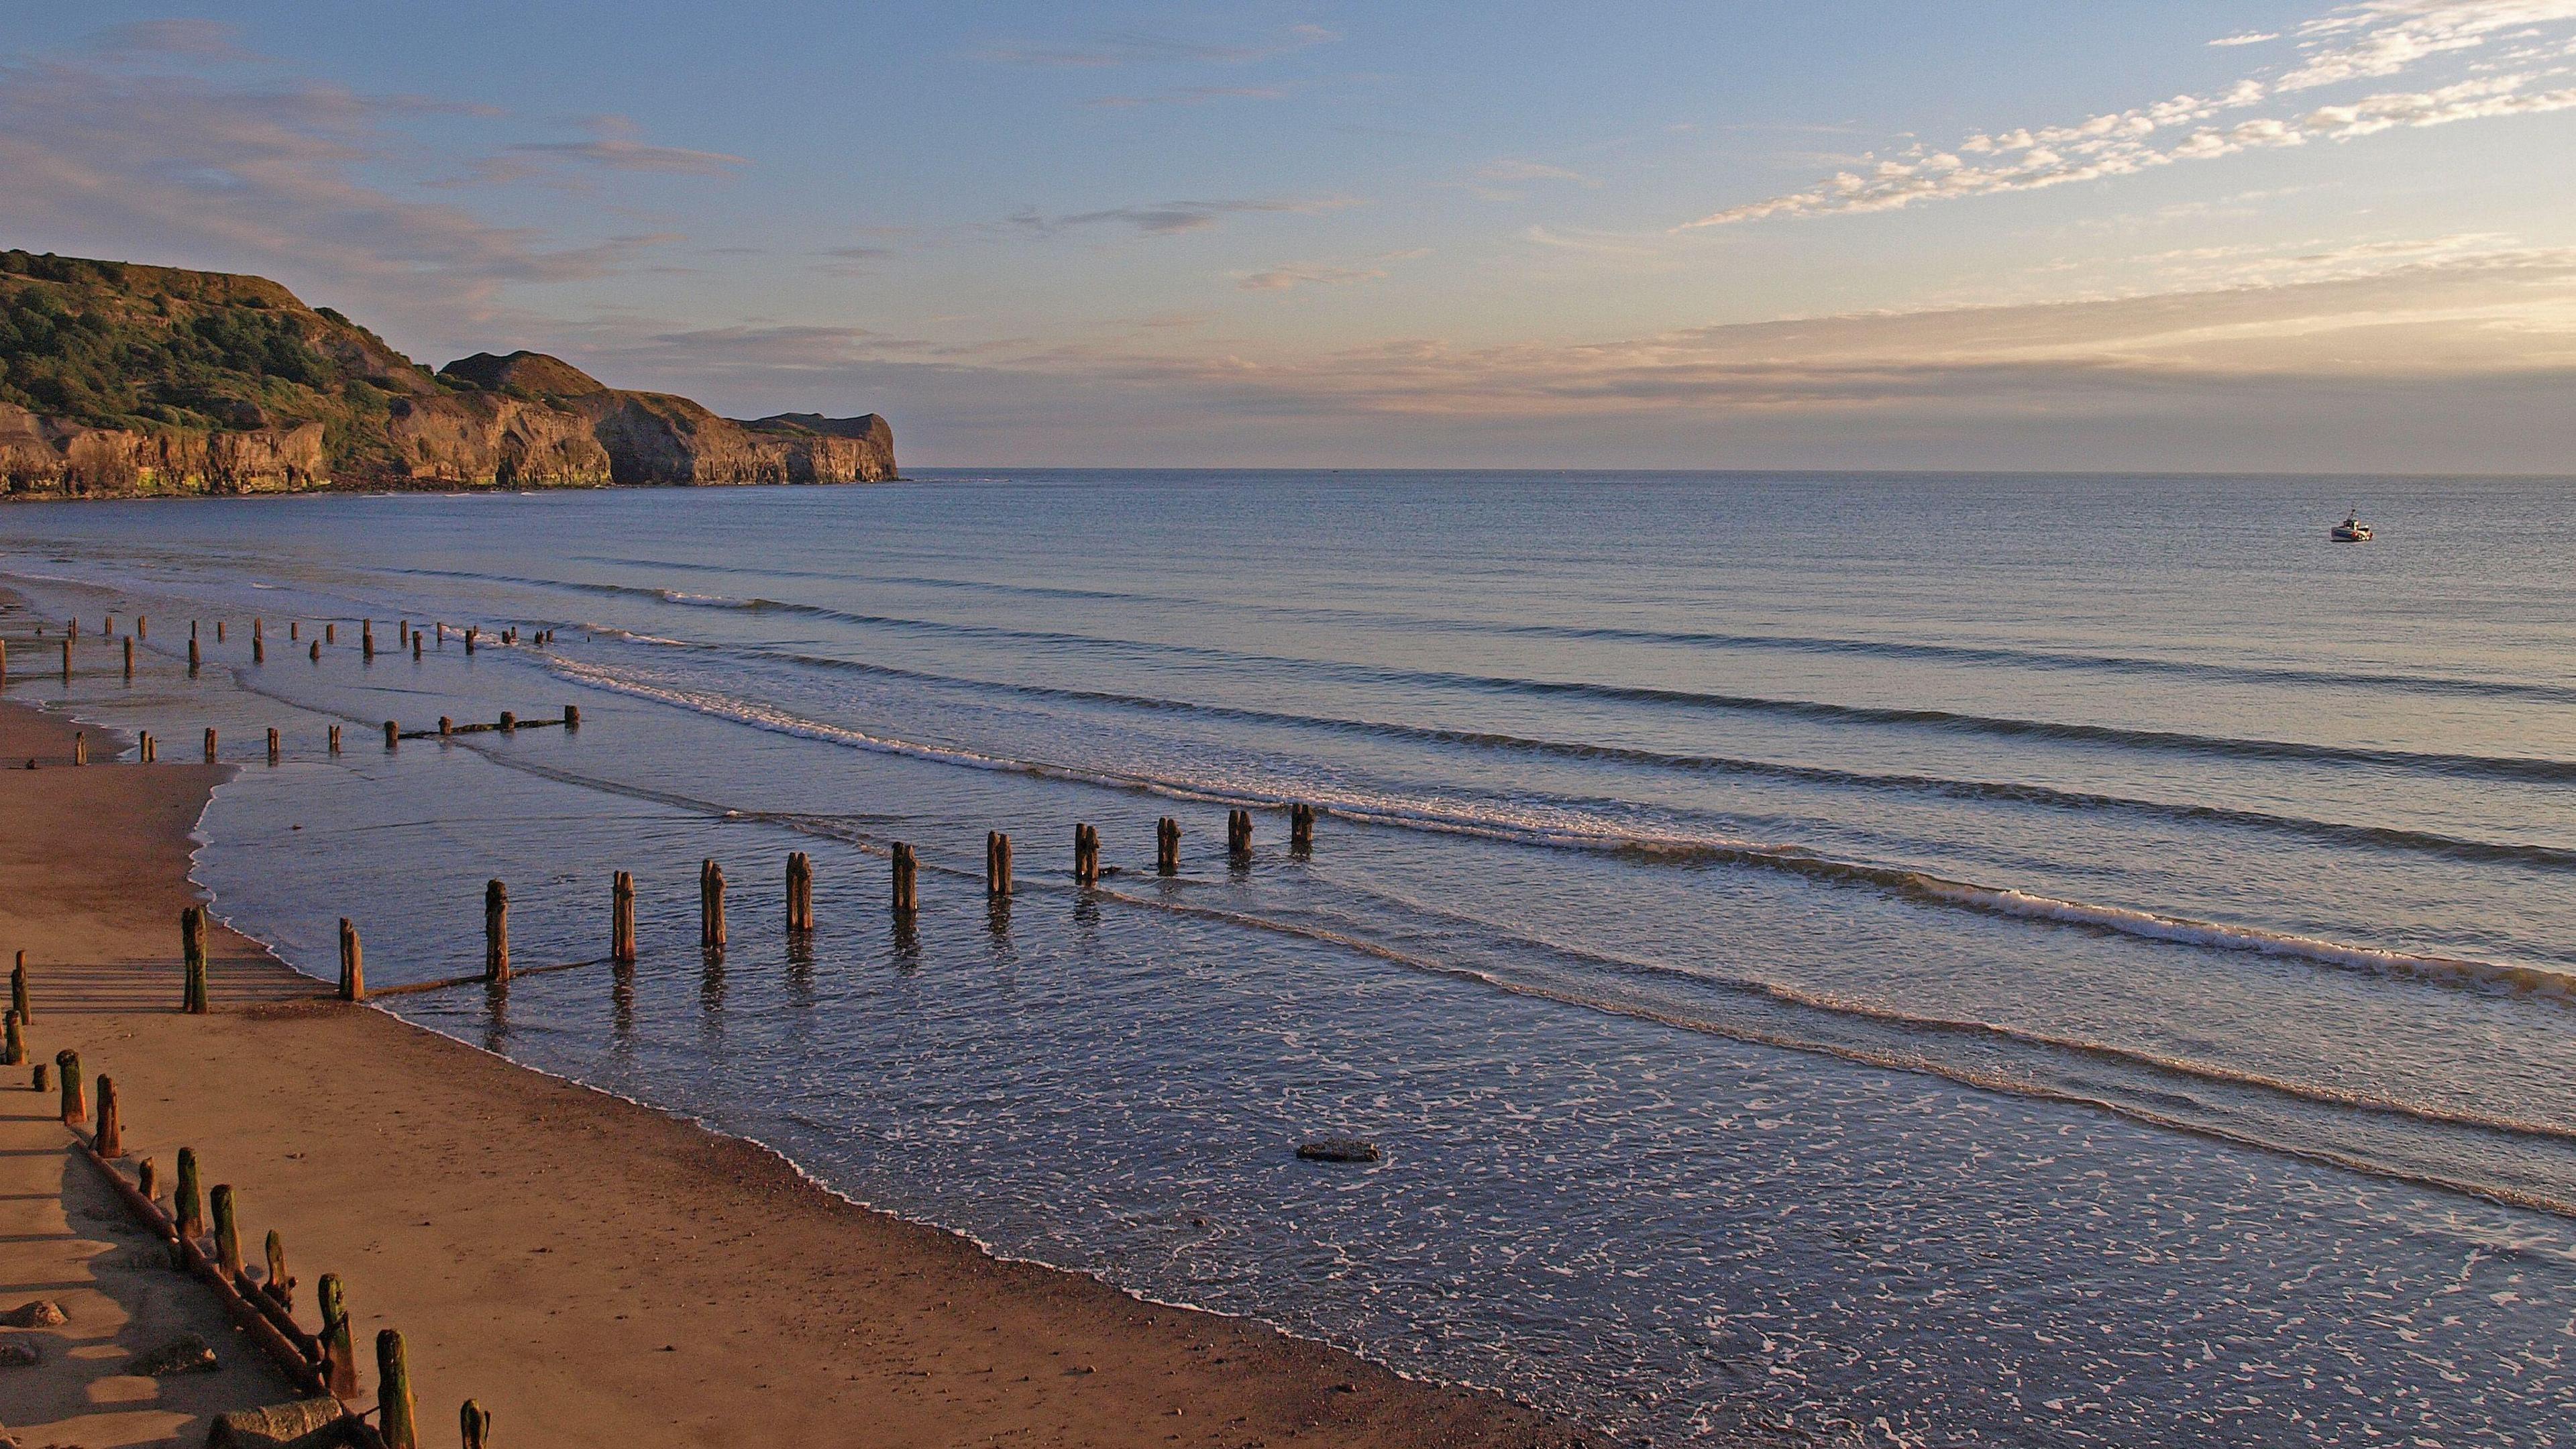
4,470,2573,1446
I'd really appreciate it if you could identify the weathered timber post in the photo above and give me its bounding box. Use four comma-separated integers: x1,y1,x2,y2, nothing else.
2,1009,19,1067
175,1147,203,1240
182,904,209,1013
210,1183,241,1277
254,633,265,663
439,716,453,738
94,1073,121,1157
464,626,476,655
216,621,225,642
498,710,515,733
9,950,23,1025
188,637,200,675
317,1273,357,1397
700,859,727,950
338,918,364,1002
73,732,87,766
289,621,299,641
435,621,445,645
1291,802,1315,851
125,636,135,678
263,1230,292,1309
140,731,154,763
786,851,814,932
1157,817,1181,875
60,636,71,683
328,725,341,755
267,728,280,765
462,1399,493,1449
611,871,636,963
32,1063,46,1092
308,640,320,663
1228,808,1251,858
564,704,580,730
55,1050,84,1123
1074,823,1099,885
986,831,1012,897
324,623,335,645
204,727,217,762
377,1330,420,1449
138,1157,158,1203
484,880,510,983
413,631,423,659
362,621,374,660
384,720,398,750
892,843,918,915
136,615,146,639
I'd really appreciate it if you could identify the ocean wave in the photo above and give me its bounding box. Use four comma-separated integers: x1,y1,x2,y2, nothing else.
539,655,2573,1002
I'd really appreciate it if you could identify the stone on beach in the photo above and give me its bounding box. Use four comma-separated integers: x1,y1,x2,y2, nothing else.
126,1330,219,1375
0,1300,64,1327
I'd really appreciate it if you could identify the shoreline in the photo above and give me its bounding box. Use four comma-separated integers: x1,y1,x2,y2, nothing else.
0,690,1589,1447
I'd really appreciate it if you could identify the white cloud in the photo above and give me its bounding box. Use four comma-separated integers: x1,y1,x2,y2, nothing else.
1234,248,1430,291
2212,32,2284,46
1683,0,2576,229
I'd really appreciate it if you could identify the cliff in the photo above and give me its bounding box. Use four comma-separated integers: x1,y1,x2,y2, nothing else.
0,250,895,498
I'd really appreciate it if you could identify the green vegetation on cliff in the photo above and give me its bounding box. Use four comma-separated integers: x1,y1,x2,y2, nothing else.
0,249,894,496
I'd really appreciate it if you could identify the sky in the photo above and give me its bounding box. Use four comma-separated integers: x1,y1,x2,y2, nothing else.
4,1,2575,471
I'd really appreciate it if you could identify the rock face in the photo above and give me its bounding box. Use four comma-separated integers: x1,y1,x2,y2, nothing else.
0,251,894,499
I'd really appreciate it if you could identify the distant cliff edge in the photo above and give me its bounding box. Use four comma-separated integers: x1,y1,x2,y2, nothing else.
0,250,896,498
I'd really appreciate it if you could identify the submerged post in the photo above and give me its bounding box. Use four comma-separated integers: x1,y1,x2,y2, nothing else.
1291,802,1315,851
484,880,510,983
383,720,398,750
308,640,320,663
1074,823,1099,885
181,904,209,1014
329,725,341,755
413,631,423,659
786,852,814,932
611,871,636,963
324,623,335,645
60,636,70,683
204,727,217,762
216,621,225,642
377,1330,420,1449
1157,818,1180,876
1227,808,1251,859
267,728,280,765
986,832,1013,898
362,621,374,660
338,918,364,1002
700,859,727,950
564,703,580,730
94,1073,121,1158
498,710,515,733
892,843,918,916
188,637,200,675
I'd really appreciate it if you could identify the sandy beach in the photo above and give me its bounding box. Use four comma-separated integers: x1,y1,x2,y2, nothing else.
0,692,1586,1448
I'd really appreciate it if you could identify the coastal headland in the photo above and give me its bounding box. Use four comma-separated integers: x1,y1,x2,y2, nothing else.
0,250,896,498
0,691,1586,1447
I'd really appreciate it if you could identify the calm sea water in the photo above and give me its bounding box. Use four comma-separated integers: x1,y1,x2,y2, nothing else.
6,470,2575,1446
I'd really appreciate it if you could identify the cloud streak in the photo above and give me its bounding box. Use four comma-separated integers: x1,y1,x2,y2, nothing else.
1682,0,2576,228
977,25,1337,69
1004,196,1358,237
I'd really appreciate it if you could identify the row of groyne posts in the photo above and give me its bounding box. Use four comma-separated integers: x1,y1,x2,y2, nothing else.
1,611,556,688
4,611,574,766
5,949,482,1449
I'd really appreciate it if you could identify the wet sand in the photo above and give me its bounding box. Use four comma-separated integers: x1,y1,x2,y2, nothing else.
0,694,1587,1448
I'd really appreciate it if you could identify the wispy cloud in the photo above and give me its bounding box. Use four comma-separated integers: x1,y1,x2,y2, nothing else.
1235,248,1429,291
86,19,268,64
977,25,1337,69
1680,0,2576,229
1477,158,1599,185
1005,196,1358,238
1084,85,1288,109
504,114,747,176
2211,31,2284,46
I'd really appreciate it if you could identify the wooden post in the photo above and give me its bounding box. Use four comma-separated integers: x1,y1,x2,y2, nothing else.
32,1063,46,1092
55,1049,84,1123
384,720,398,750
93,1073,121,1157
464,626,476,655
308,640,321,663
73,732,87,765
1157,818,1180,875
2,1009,19,1067
325,623,335,645
436,621,445,645
1228,808,1251,858
1291,802,1315,850
317,1273,358,1397
461,1400,493,1449
289,621,298,641
138,1157,158,1203
338,918,364,1002
413,629,423,659
211,1183,241,1276
892,843,918,915
1074,823,1099,885
140,731,154,763
123,636,136,678
484,879,510,983
9,950,23,1025
328,725,341,755
564,704,580,729
362,621,374,660
498,710,515,733
263,1230,292,1309
986,831,1012,897
176,1148,204,1239
54,1046,83,1119
204,727,218,762
254,633,265,663
700,859,727,950
267,727,280,765
188,637,200,674
611,871,636,963
786,852,813,932
439,716,453,737
60,636,70,683
136,615,146,639
377,1330,420,1449
182,904,209,1013
217,621,226,642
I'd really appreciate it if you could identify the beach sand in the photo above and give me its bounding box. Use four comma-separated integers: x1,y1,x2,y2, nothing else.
0,694,1586,1448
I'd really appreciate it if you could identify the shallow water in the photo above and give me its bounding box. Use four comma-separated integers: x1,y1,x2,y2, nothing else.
6,470,2575,1445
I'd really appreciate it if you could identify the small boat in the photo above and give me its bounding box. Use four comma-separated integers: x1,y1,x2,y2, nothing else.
2330,508,2372,543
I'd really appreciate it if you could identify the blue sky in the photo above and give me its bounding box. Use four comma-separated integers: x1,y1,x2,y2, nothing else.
5,1,2575,469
